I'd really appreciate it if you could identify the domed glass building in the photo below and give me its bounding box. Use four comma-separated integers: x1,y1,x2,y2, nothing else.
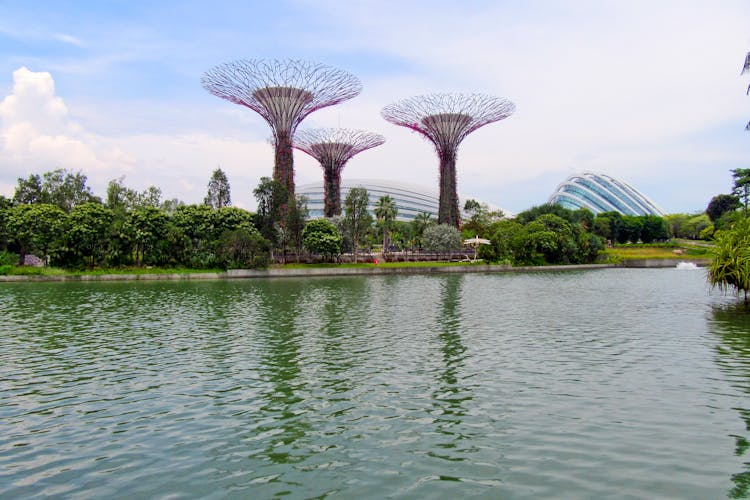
297,179,510,222
549,172,664,216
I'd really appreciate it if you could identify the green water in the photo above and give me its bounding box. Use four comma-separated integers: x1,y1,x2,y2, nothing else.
2,268,750,498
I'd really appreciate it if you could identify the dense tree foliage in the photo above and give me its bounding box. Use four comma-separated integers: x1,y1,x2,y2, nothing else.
204,168,231,209
14,169,99,212
302,219,342,261
462,199,504,239
343,187,373,262
374,195,397,252
707,194,740,223
709,217,750,306
732,168,750,216
6,204,68,265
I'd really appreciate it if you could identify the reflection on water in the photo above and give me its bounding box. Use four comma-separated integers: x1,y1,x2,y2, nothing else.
711,303,750,498
2,269,750,497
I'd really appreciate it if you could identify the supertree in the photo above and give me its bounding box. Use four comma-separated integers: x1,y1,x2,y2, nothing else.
294,128,385,217
201,59,362,198
382,93,515,227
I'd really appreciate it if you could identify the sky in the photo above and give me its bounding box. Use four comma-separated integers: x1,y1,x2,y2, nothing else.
0,0,748,214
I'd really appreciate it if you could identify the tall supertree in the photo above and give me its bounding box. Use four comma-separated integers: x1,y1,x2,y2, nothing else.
201,59,362,198
294,128,385,217
382,93,515,227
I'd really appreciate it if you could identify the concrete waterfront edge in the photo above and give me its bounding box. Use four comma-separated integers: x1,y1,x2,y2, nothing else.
0,259,710,282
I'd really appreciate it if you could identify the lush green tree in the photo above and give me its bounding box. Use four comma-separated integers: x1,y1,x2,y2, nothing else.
216,228,269,269
707,194,740,223
709,217,750,306
411,212,434,249
516,203,576,225
125,206,169,266
13,174,44,205
302,218,342,261
204,167,231,209
423,223,462,253
525,214,576,264
13,169,98,211
686,214,712,240
374,195,397,252
213,206,255,238
253,177,287,247
343,187,373,261
285,195,309,260
68,203,115,268
0,195,11,250
487,220,526,263
6,204,68,265
462,199,504,238
639,215,669,243
106,177,163,212
732,168,750,216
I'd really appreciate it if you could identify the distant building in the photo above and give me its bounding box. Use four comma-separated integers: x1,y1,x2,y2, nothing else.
298,178,509,221
549,172,665,216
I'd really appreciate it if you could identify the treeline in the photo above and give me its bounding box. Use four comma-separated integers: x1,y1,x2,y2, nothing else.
0,169,268,270
0,167,726,271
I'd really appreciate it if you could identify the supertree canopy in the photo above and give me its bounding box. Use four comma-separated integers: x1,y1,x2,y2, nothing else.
382,93,515,227
294,128,385,217
201,59,362,197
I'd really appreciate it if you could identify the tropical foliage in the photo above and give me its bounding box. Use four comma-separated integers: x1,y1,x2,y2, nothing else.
709,217,750,305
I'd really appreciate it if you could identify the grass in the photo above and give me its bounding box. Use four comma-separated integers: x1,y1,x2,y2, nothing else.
602,242,712,261
1,266,223,277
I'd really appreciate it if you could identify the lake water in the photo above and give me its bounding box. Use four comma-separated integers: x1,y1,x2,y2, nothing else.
1,268,750,499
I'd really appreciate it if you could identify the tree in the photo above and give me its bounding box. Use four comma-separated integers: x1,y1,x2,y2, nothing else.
125,206,169,266
423,223,462,254
285,195,309,260
253,177,287,247
6,204,68,265
343,187,373,262
13,174,44,205
374,195,397,252
0,195,11,250
732,168,750,216
13,169,98,211
302,218,342,261
204,168,231,209
462,199,504,238
411,212,434,249
68,203,115,268
639,215,668,243
215,228,269,269
709,217,750,306
707,194,740,223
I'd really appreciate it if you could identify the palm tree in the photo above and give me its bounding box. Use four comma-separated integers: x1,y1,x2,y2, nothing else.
374,195,398,253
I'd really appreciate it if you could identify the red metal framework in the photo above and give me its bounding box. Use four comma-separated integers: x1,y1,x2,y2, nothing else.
201,59,362,197
294,128,385,217
382,93,515,227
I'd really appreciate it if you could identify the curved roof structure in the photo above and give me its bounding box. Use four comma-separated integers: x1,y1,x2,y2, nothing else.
549,172,665,216
298,179,510,222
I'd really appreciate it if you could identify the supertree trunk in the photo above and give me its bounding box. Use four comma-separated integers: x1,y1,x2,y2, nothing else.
438,151,460,227
322,162,342,217
274,131,295,198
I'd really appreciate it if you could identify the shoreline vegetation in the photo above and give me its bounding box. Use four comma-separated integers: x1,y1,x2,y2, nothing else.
0,245,710,282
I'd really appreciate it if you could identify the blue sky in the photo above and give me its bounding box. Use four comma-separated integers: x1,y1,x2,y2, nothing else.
1,0,748,214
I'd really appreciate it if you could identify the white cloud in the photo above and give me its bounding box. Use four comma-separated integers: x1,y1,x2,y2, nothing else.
0,67,135,196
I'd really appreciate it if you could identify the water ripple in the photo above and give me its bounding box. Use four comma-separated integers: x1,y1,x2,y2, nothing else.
1,269,748,498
